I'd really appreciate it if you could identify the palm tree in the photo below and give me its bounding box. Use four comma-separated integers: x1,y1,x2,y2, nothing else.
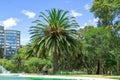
29,8,79,74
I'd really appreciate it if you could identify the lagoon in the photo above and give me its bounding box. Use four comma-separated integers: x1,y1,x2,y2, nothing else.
0,74,114,80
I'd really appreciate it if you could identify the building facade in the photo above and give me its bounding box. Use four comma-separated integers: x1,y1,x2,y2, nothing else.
0,26,4,58
0,26,20,57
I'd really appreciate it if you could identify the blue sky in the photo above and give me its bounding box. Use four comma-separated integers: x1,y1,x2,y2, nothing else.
0,0,98,45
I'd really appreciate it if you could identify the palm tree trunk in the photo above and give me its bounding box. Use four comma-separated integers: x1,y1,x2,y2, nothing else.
53,52,59,74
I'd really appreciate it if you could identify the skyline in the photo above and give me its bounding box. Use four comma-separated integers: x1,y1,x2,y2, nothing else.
0,0,98,45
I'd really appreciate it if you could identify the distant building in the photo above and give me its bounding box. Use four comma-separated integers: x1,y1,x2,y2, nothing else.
0,26,20,57
0,26,4,58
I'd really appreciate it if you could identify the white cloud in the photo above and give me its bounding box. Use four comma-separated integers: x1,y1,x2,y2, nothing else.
65,0,71,3
80,18,99,29
22,10,36,19
88,19,92,23
80,23,88,28
70,10,82,17
84,4,90,10
0,21,3,25
21,37,30,45
87,18,99,27
93,18,99,23
84,23,88,26
0,17,18,29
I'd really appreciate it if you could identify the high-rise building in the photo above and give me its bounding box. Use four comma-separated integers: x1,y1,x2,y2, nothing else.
0,26,4,58
0,26,20,57
6,30,20,56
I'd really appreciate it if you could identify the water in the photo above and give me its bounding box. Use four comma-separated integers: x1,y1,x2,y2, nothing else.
0,75,30,80
0,75,72,80
0,76,29,80
0,75,110,80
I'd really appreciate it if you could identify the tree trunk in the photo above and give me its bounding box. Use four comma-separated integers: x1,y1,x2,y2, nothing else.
116,60,120,75
53,52,59,74
18,59,21,71
96,59,101,74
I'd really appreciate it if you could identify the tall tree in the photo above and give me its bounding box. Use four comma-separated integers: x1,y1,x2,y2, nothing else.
79,26,114,74
29,8,79,74
90,0,120,27
113,24,120,75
